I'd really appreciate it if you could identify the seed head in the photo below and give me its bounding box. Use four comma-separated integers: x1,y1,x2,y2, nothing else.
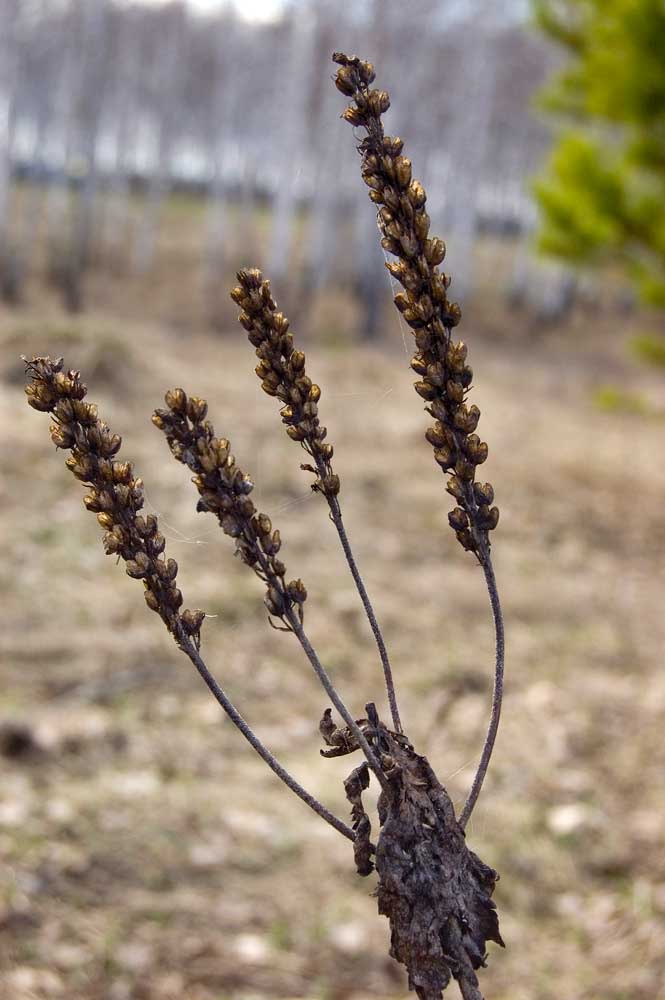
153,386,307,628
332,54,499,560
23,356,204,646
230,268,339,500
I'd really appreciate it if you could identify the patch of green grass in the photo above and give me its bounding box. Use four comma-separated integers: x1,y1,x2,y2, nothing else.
592,384,650,415
630,332,665,368
268,917,293,951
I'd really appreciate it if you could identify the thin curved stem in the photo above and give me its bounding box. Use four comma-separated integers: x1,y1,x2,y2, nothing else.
176,628,355,841
458,555,504,830
288,612,391,796
325,489,402,734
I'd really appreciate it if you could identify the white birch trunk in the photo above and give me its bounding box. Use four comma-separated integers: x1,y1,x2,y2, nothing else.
266,5,316,284
441,26,498,304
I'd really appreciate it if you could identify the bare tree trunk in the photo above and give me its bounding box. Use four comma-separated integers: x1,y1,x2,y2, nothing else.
440,26,497,305
0,0,21,303
103,16,140,273
266,4,316,285
132,6,186,275
202,13,240,324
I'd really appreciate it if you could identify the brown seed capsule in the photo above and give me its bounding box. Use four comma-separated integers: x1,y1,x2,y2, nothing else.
446,302,462,327
144,589,160,612
474,482,495,505
455,457,475,481
394,156,412,189
125,560,147,579
425,422,446,448
102,532,120,555
165,388,187,413
164,558,178,581
257,514,272,536
446,475,466,501
322,473,340,496
187,396,208,423
448,507,469,532
287,578,308,603
456,529,477,552
454,404,480,434
446,380,464,405
181,608,206,635
434,446,454,468
426,238,446,266
150,532,166,555
407,180,427,208
368,90,390,115
83,493,102,512
447,341,468,371
112,462,133,484
362,172,383,192
467,438,488,465
427,361,446,386
50,425,75,449
342,105,366,127
265,586,285,615
399,232,419,258
358,60,376,85
335,65,357,96
486,506,500,530
414,211,430,242
414,380,437,401
291,350,306,372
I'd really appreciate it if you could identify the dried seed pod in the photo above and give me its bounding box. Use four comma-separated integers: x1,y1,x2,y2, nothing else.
165,388,187,413
25,356,191,636
448,507,469,532
474,482,495,505
181,609,206,635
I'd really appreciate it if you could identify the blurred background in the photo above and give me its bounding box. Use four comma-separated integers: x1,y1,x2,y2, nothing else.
1,1,665,999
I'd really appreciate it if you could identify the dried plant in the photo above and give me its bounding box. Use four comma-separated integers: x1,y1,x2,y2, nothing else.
24,51,507,1000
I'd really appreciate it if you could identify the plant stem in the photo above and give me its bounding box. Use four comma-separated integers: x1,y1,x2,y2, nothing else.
458,975,485,1000
458,555,504,830
288,612,391,796
325,485,402,734
177,628,355,841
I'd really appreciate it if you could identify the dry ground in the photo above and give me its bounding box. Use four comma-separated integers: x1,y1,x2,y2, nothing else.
1,290,665,1000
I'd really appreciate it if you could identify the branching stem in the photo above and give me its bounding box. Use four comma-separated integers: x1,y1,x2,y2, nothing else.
323,481,402,734
458,554,504,830
288,612,391,796
176,628,355,841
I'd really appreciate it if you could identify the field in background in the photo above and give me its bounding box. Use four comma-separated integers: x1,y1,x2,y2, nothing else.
1,214,665,1000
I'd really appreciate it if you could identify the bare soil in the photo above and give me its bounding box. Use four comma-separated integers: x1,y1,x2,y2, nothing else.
1,290,665,1000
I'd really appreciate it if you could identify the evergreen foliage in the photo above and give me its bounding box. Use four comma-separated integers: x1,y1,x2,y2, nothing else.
533,0,665,305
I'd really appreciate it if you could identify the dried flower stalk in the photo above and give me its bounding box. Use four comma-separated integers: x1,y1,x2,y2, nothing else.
23,355,354,841
152,388,307,631
153,386,390,793
333,51,505,830
231,267,402,734
23,47,510,1000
